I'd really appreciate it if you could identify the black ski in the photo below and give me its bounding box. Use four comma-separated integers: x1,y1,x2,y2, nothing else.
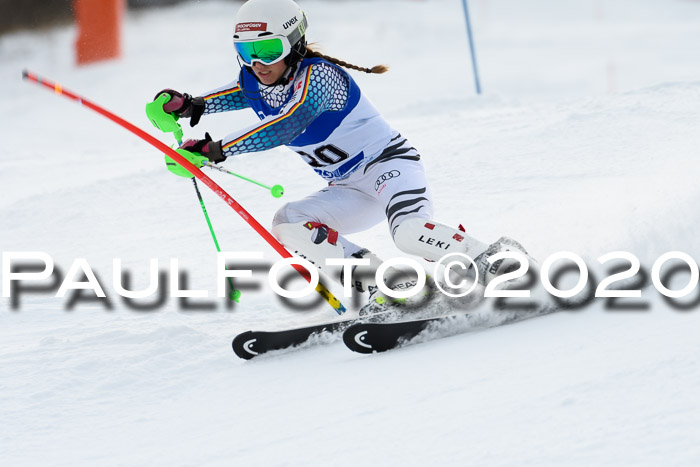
232,308,412,360
232,320,354,360
234,303,563,359
343,315,451,354
343,304,561,354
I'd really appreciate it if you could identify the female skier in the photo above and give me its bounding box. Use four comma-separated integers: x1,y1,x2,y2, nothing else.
154,0,527,310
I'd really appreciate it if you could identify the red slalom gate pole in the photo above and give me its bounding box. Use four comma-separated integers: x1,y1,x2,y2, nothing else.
22,70,345,314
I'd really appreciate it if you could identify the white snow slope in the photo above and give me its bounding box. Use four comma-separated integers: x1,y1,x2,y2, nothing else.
2,0,700,465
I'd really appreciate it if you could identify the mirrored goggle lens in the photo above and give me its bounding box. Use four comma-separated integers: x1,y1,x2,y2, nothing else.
235,38,286,65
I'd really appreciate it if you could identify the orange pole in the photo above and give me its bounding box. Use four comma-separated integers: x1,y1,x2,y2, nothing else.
74,0,124,65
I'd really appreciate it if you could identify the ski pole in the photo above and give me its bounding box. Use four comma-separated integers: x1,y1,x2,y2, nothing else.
461,0,482,94
145,99,243,303
202,162,285,198
190,177,241,302
148,92,284,198
23,70,345,315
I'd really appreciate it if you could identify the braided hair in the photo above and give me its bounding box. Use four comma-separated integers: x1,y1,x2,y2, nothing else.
304,44,389,74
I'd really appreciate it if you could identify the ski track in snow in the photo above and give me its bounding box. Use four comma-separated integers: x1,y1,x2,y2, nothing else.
2,0,700,465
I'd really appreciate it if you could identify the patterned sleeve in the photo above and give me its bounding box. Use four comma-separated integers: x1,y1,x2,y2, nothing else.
219,63,349,158
200,81,250,114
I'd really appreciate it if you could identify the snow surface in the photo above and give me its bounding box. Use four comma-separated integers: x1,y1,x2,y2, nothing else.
2,0,700,465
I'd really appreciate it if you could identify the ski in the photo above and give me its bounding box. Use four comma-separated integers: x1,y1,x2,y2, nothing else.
232,308,415,360
233,301,564,359
232,320,354,360
342,315,454,354
343,304,560,354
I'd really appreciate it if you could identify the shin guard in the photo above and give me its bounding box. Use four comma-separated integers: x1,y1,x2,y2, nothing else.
392,217,489,261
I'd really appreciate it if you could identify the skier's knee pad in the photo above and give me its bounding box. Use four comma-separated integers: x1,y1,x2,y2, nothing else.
273,201,322,228
273,203,304,228
392,217,489,262
273,222,385,292
271,222,345,271
271,204,290,228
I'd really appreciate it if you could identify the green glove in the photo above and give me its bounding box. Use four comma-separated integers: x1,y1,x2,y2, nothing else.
165,148,209,178
146,93,184,142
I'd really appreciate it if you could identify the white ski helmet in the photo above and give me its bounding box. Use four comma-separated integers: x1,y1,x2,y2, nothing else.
233,0,308,67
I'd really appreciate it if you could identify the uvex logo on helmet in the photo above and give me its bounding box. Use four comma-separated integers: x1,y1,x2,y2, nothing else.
283,16,298,29
236,22,267,32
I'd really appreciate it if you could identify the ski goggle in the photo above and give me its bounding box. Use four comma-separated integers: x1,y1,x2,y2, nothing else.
234,38,290,66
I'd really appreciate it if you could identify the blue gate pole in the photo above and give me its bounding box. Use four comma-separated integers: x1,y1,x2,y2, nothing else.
461,0,482,94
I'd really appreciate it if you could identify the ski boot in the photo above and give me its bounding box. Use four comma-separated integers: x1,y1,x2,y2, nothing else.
473,236,533,286
359,277,438,317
